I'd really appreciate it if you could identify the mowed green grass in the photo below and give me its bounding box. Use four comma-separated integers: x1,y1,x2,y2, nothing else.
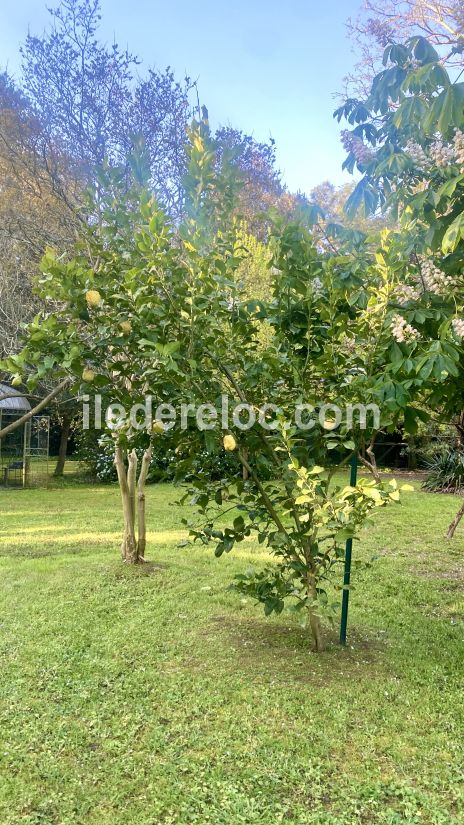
0,478,463,825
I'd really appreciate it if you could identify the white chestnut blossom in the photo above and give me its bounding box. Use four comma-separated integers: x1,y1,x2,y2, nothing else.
393,283,420,306
418,259,453,294
391,314,420,343
404,141,429,170
452,318,464,339
403,130,464,174
454,129,464,168
429,138,455,168
341,130,375,165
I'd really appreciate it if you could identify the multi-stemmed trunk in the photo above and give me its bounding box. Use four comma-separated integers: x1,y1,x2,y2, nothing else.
114,445,153,563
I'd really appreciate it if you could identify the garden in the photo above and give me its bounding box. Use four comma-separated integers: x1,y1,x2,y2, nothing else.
1,479,463,824
1,1,464,823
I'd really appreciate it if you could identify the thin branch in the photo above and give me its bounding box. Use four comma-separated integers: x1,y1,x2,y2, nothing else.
0,378,71,439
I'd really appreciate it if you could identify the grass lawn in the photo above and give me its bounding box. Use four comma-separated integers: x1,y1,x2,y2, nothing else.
0,478,463,824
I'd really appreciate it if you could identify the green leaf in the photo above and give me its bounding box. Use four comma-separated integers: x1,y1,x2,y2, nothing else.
138,338,158,349
424,83,464,135
435,174,464,201
408,36,440,66
442,212,464,254
392,96,426,129
204,430,216,454
164,341,180,355
295,495,312,505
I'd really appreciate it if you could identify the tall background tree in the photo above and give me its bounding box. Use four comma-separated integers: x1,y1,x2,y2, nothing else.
1,0,300,471
336,32,464,534
214,126,306,237
345,0,464,96
19,0,194,216
1,0,301,351
0,70,78,359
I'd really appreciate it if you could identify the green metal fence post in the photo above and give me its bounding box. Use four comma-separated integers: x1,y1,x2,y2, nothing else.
339,453,358,646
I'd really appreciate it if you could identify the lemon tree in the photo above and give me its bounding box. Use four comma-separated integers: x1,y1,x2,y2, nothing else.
2,116,405,650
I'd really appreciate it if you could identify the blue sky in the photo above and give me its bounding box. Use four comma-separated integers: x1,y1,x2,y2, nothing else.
1,0,362,195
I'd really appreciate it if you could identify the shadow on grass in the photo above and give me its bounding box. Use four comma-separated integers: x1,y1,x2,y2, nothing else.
110,560,169,578
204,613,389,684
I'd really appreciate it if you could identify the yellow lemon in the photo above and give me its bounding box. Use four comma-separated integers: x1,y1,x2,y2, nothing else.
152,420,165,434
11,374,22,387
85,289,102,307
82,368,96,382
223,434,237,451
322,419,337,431
120,320,132,335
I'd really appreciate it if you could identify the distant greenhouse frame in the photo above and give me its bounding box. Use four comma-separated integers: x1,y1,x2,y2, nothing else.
0,383,50,487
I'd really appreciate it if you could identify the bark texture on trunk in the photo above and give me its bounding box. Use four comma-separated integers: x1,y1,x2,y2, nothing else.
136,446,152,560
447,499,464,539
115,445,153,562
358,445,380,481
54,413,72,477
307,572,323,652
357,433,381,482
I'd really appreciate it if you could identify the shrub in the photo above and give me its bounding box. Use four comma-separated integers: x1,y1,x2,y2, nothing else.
423,450,464,493
75,428,242,484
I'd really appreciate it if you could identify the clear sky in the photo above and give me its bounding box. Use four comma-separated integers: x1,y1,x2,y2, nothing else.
1,0,362,196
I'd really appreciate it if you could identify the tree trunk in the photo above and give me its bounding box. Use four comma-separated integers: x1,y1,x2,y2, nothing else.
53,413,72,476
115,446,138,563
127,449,138,528
137,447,152,559
114,445,153,562
358,434,381,482
358,450,381,482
407,436,418,470
454,411,464,448
307,573,323,652
447,499,464,539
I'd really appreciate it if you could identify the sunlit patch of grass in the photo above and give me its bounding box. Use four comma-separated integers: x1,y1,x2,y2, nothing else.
0,480,463,824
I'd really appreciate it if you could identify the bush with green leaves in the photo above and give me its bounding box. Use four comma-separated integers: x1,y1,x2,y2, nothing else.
400,421,455,469
79,433,174,483
423,449,464,493
75,413,242,484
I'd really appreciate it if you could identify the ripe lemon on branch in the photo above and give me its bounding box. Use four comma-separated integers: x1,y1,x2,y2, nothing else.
223,434,237,451
85,289,102,307
120,320,132,335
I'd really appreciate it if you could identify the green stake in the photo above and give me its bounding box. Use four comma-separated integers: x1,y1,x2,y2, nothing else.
340,453,358,646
